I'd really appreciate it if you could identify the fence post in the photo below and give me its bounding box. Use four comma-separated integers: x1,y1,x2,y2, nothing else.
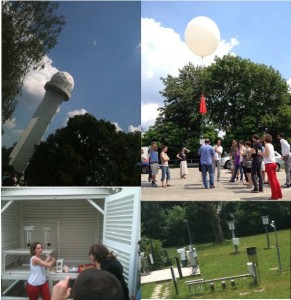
170,266,179,295
175,257,183,279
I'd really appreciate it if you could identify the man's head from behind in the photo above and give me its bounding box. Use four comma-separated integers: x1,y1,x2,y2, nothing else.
277,133,284,140
252,134,260,142
73,269,124,300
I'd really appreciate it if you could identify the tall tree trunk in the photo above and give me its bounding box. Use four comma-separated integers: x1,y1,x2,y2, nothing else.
205,202,224,243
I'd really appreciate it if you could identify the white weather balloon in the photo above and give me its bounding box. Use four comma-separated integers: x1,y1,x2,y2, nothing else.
185,16,220,57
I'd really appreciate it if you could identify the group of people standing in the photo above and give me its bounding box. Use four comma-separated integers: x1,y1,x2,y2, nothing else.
199,133,290,200
148,142,171,188
147,142,191,188
145,133,290,200
228,134,283,199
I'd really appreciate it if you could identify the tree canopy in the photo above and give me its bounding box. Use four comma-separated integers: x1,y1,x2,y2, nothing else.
142,55,291,155
204,55,291,140
141,201,290,248
141,201,290,271
2,1,65,123
10,114,141,186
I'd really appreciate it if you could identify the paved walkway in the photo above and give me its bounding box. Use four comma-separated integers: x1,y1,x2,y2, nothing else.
141,168,291,201
149,283,170,299
141,266,201,284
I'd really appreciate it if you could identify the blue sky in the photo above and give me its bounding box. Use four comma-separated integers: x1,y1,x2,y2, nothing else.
3,1,291,147
3,1,141,147
141,1,291,129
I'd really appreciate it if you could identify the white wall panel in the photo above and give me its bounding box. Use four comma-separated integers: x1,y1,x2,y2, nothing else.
103,188,140,298
2,200,104,265
1,202,21,267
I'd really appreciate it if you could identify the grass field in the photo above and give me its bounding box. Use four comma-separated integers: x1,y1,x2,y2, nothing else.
141,229,291,299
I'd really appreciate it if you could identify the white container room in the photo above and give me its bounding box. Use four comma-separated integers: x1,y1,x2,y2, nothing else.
1,187,140,299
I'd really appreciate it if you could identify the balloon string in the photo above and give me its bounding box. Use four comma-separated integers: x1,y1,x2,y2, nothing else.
201,56,204,139
201,56,204,94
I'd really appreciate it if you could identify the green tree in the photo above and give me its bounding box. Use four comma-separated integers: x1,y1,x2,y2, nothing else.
205,202,224,243
2,1,65,123
168,203,224,245
164,205,188,246
142,202,225,247
143,55,291,154
141,202,168,240
142,121,192,161
184,202,221,243
141,202,290,250
2,145,17,185
204,55,291,143
228,202,291,237
140,237,171,270
24,114,140,186
142,63,219,156
142,119,218,160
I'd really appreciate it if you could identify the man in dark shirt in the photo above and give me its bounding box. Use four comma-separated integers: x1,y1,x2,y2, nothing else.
250,134,263,193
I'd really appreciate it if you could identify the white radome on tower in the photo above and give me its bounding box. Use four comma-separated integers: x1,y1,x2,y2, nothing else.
9,71,74,174
45,71,74,100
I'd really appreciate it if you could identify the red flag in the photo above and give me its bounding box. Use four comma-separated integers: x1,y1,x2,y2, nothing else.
199,94,207,114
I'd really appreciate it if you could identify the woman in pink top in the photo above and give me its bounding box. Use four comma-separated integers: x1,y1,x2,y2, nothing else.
263,134,282,200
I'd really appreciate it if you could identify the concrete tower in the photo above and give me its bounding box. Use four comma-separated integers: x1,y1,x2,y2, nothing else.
9,71,74,174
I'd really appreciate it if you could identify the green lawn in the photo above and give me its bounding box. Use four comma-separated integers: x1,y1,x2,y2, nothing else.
141,229,291,299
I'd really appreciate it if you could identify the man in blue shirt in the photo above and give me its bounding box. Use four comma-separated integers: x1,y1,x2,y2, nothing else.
198,139,215,189
148,142,159,187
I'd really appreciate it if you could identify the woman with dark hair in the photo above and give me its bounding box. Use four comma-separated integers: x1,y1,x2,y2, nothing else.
229,141,244,182
89,244,130,300
263,134,282,200
176,147,190,179
242,141,253,188
27,242,55,300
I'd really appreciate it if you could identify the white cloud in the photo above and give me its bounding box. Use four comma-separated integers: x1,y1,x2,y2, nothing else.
67,109,88,119
141,17,239,129
287,78,291,93
141,102,160,129
111,122,123,132
222,37,239,55
2,117,24,148
128,125,141,132
2,56,60,147
64,109,88,126
3,117,17,130
136,42,141,52
21,56,59,108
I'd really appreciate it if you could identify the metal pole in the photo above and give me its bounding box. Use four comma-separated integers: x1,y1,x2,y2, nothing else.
1,200,14,214
170,266,179,295
175,257,183,279
253,263,259,285
186,220,193,251
265,225,270,249
2,280,21,295
231,229,238,254
149,238,156,268
273,226,282,273
201,114,204,140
